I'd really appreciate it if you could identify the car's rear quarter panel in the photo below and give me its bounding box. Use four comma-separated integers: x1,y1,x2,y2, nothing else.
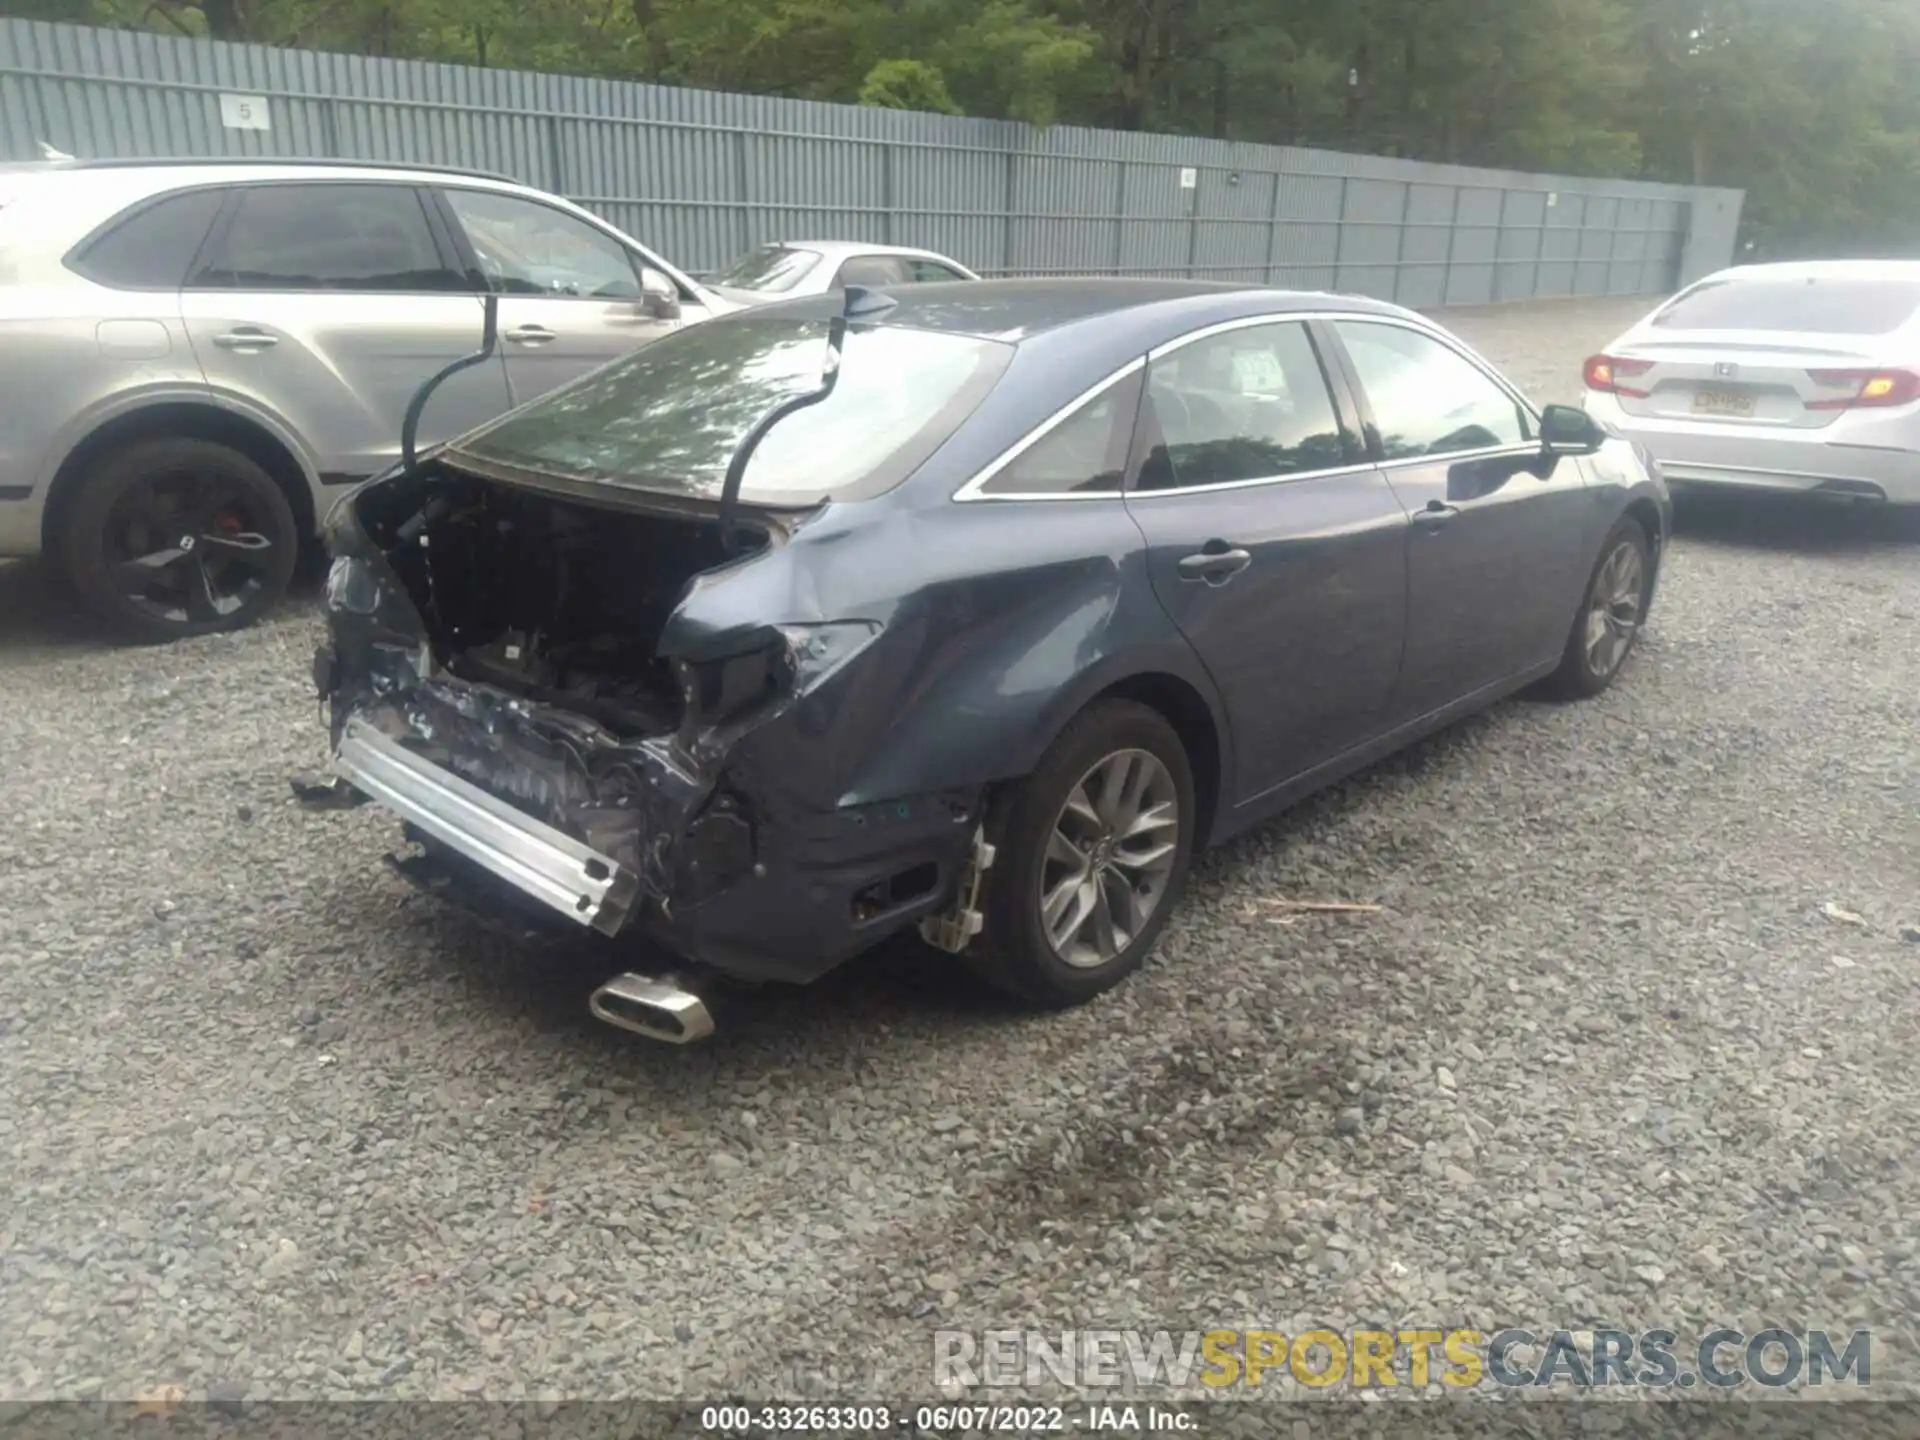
663,494,1226,820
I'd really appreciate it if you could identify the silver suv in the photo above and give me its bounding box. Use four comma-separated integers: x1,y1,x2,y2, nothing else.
0,158,727,641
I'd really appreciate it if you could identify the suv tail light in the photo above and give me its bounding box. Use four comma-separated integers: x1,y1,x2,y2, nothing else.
1804,368,1920,411
1583,354,1654,398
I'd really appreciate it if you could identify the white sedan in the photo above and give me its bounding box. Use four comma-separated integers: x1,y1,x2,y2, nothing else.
702,240,980,306
1582,259,1920,506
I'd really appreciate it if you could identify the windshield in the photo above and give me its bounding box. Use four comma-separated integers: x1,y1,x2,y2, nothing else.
712,245,823,293
453,312,1013,505
1652,276,1920,335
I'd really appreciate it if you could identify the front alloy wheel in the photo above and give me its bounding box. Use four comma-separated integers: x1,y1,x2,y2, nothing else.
1583,536,1644,680
1543,515,1652,699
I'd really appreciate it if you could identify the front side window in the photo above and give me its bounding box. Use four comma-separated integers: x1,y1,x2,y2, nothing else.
1334,320,1530,461
907,258,969,284
712,245,823,293
978,375,1139,496
454,312,1013,505
835,255,910,289
191,184,460,292
443,189,640,299
70,188,225,289
1136,320,1348,491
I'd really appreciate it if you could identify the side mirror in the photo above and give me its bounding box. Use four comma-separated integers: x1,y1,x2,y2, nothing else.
639,266,681,321
1539,403,1606,456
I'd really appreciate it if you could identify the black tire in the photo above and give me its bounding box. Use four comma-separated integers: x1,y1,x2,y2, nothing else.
964,699,1197,1009
59,437,299,644
1540,515,1652,700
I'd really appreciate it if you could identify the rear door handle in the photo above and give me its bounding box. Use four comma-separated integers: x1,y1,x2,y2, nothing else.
1413,501,1459,530
1177,546,1253,585
211,328,277,350
504,325,557,346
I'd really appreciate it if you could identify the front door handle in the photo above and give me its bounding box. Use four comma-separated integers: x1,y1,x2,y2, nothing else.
211,328,277,350
504,325,557,346
1413,500,1459,530
1177,545,1253,585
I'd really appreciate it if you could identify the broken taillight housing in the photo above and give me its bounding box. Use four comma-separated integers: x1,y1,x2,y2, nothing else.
1582,354,1655,398
1804,368,1920,411
673,621,883,736
324,554,382,615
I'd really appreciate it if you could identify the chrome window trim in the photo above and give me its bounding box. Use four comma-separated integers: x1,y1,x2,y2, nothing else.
951,357,1145,503
1374,441,1545,474
952,308,1542,504
1124,458,1382,499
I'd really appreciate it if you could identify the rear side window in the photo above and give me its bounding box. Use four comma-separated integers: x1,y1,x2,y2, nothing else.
978,374,1140,496
1653,277,1920,335
1137,320,1349,491
68,188,225,290
190,183,464,292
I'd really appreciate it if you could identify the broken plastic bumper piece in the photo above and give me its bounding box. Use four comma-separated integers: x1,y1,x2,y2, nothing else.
332,715,640,936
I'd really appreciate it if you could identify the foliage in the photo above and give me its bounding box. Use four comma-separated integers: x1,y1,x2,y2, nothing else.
858,59,959,116
19,0,1920,253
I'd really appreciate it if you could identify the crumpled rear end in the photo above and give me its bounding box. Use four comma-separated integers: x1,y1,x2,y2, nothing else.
312,458,983,985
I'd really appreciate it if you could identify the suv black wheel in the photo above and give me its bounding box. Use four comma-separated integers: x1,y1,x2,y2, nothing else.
59,437,299,644
1541,515,1653,700
964,699,1197,1009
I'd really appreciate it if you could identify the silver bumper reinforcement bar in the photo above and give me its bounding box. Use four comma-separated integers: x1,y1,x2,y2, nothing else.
333,715,640,936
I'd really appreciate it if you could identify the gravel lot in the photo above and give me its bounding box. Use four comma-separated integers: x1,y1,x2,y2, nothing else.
3,295,1918,1408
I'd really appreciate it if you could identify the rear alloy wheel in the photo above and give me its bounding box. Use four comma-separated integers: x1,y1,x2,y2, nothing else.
60,437,299,644
965,699,1196,1009
1542,515,1652,699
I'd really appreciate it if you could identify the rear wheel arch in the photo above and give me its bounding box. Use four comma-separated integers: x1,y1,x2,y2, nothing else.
42,401,319,557
1623,495,1664,591
1022,667,1228,850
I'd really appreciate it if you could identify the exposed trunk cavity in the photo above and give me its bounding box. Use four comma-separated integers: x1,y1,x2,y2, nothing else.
359,466,775,739
322,463,792,916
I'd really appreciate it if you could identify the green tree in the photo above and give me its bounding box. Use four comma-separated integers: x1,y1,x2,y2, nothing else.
858,58,960,114
16,0,1920,256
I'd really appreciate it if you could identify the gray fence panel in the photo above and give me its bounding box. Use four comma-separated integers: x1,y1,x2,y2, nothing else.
0,17,1744,302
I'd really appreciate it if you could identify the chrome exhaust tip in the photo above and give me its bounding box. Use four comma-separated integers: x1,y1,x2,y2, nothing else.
589,972,715,1044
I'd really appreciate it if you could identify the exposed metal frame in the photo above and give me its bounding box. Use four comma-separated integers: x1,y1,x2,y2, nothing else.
332,715,640,936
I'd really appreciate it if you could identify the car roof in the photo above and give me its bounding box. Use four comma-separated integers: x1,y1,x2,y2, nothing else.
830,276,1405,344
0,157,708,296
7,155,521,184
776,239,967,263
1700,259,1920,285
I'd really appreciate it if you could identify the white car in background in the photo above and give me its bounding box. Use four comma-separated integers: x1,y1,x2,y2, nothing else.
1582,260,1920,506
703,240,980,306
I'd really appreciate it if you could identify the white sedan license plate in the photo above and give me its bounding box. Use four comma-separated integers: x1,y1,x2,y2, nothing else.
1692,387,1755,418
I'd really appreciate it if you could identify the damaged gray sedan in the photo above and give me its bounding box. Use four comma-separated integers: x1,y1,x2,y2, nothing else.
313,278,1670,1041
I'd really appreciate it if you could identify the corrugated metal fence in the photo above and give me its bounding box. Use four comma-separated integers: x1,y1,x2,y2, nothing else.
0,18,1745,307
